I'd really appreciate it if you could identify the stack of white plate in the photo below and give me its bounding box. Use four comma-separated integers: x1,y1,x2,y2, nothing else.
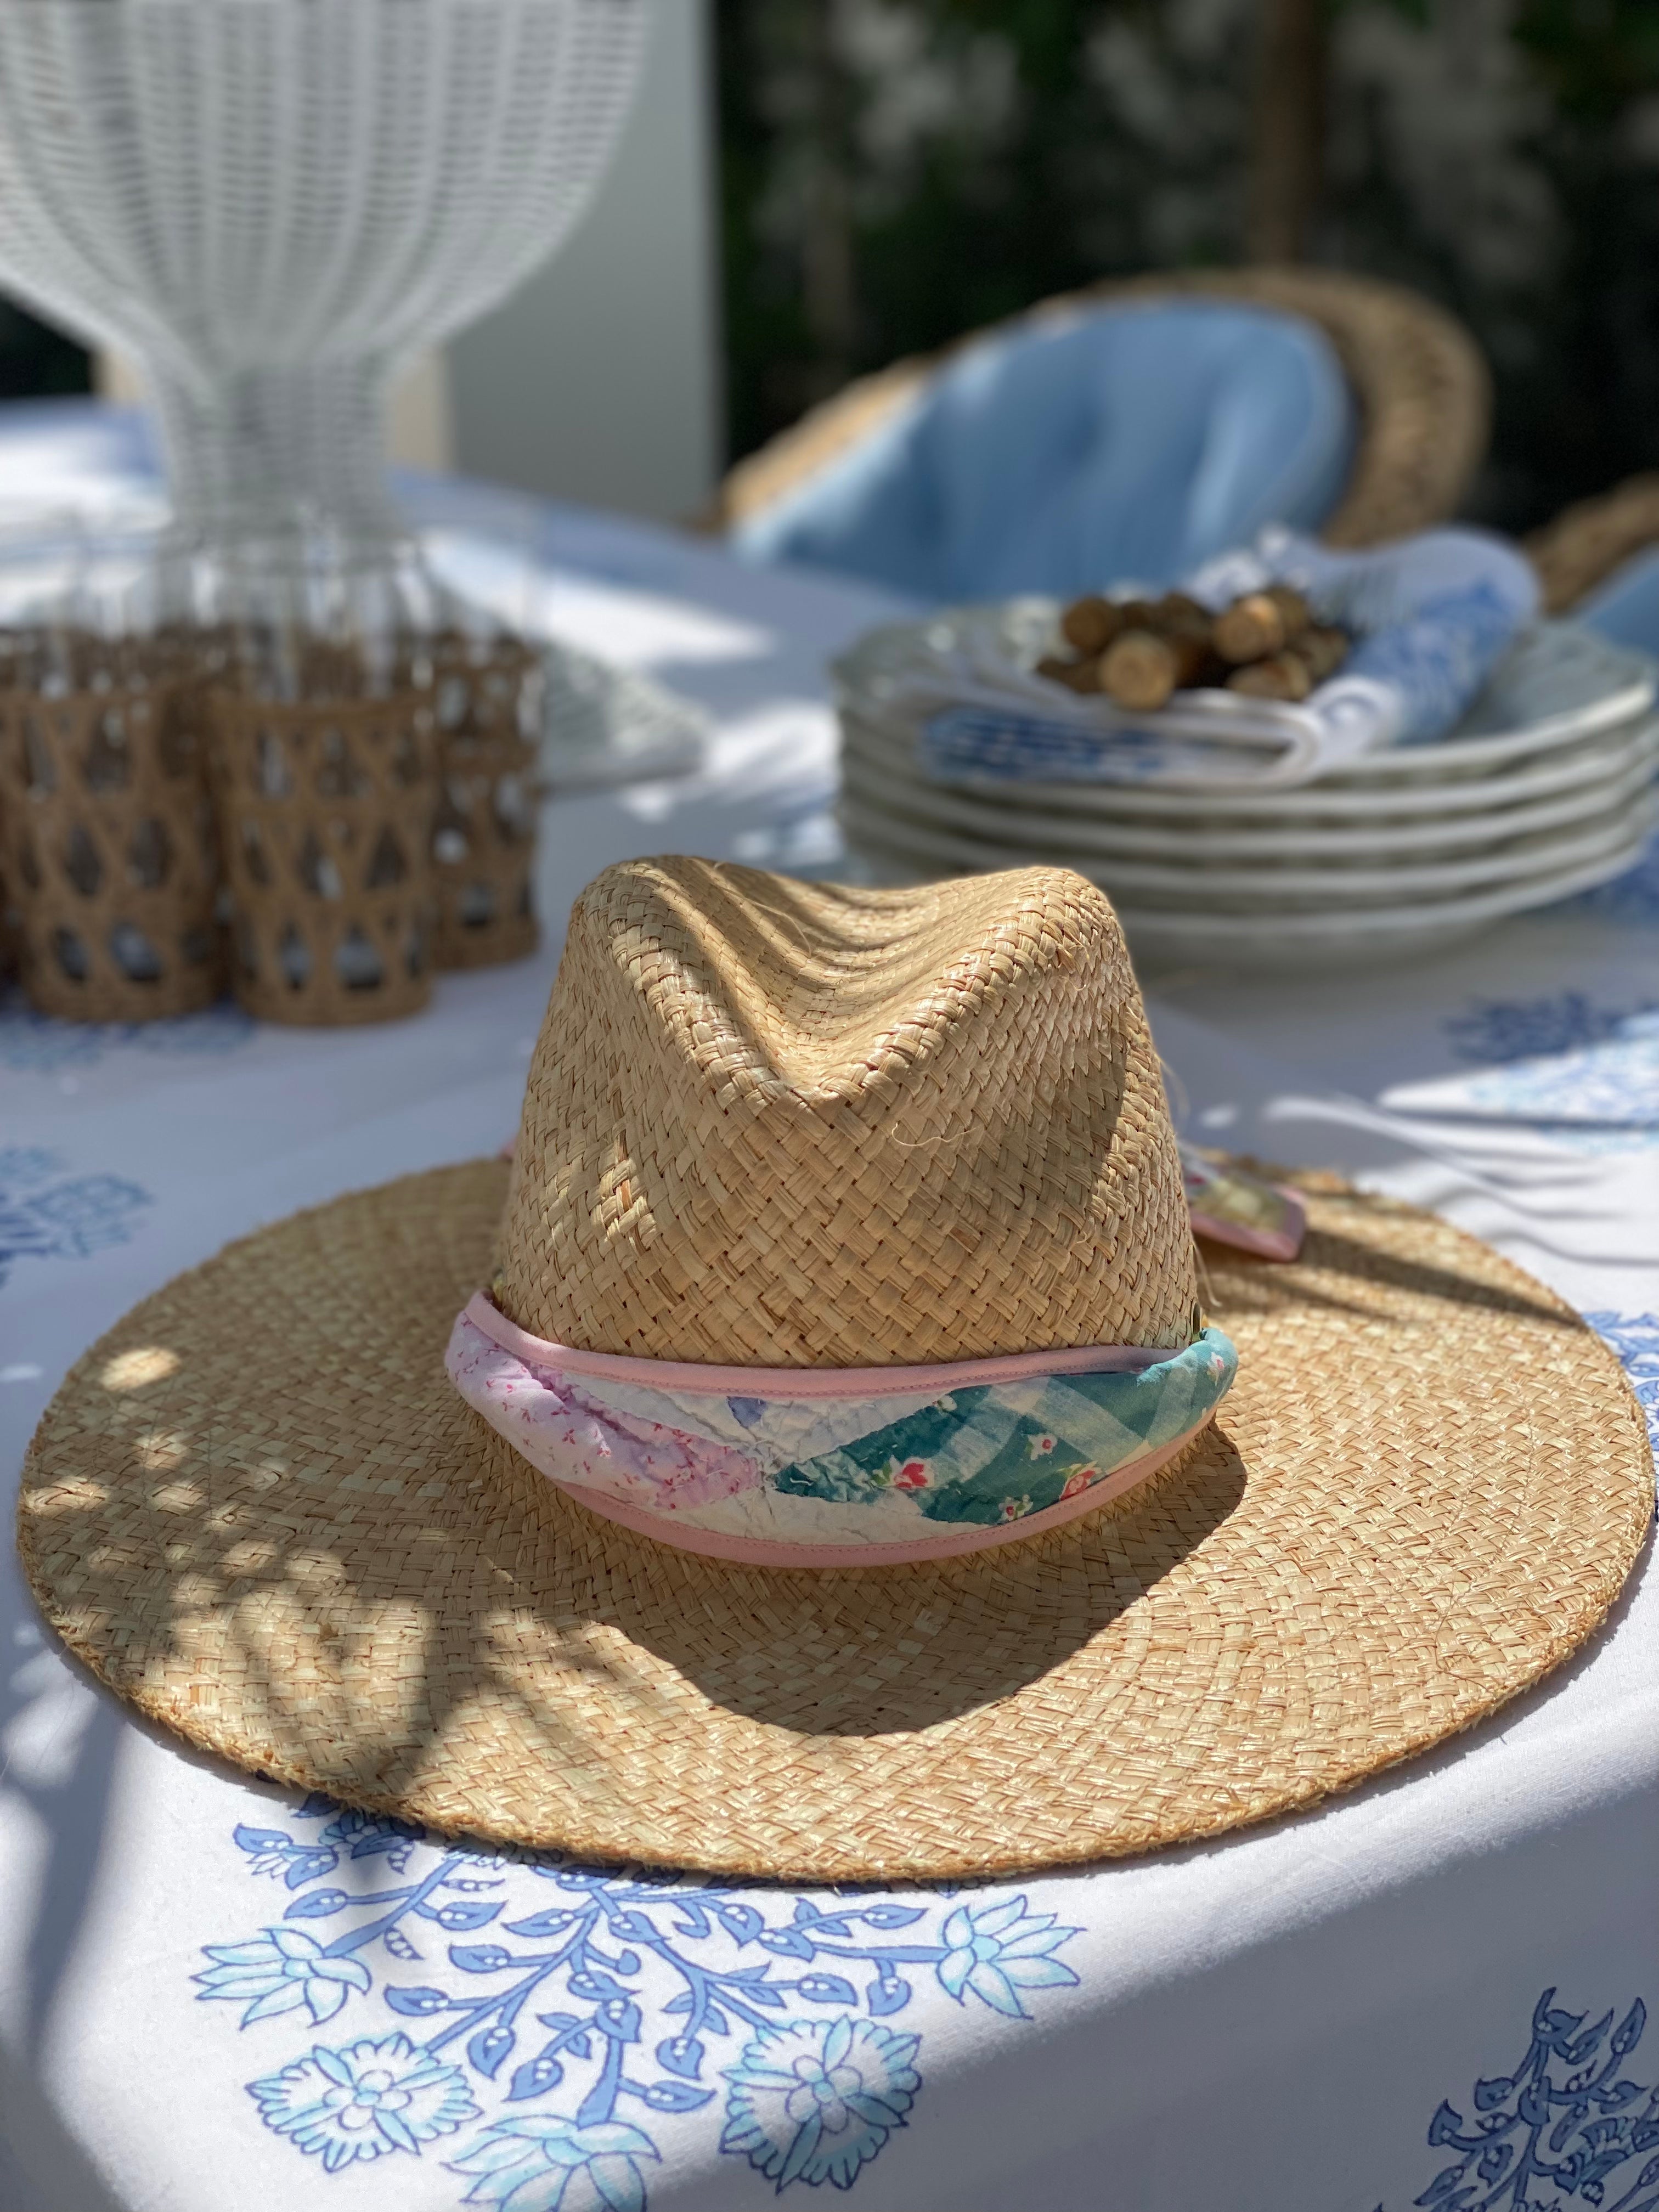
837,619,1659,971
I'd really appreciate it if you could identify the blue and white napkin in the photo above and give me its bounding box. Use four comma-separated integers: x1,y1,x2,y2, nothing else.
856,526,1541,794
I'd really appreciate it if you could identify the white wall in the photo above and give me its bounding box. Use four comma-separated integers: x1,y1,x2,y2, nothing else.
446,0,723,522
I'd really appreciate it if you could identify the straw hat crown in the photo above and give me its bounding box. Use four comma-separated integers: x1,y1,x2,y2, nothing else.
497,857,1195,1365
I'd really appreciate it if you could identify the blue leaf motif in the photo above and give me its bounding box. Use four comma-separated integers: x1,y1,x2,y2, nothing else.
757,1928,815,1961
796,1974,858,2006
1417,2164,1471,2205
1617,2005,1651,2058
468,2025,515,2079
597,1998,642,2043
283,1889,349,1921
867,1976,912,2017
507,2051,566,2102
234,1825,295,1857
504,1909,575,1939
569,1971,629,2002
450,1945,514,1975
861,1905,927,1930
283,1850,340,1889
716,1904,763,1945
656,2036,704,2080
1472,2076,1512,2112
1426,2102,1466,2148
634,2080,714,2114
418,1900,503,1933
385,1985,450,2017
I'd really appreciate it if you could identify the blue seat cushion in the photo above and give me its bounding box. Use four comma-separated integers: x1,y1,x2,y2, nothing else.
1576,543,1659,656
732,297,1357,603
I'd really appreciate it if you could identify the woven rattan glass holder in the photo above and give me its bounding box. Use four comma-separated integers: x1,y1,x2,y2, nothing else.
0,640,223,1021
208,675,438,1025
429,633,541,970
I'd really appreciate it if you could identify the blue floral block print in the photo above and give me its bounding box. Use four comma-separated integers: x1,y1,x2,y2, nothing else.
1436,996,1659,1154
1444,994,1658,1071
0,1147,151,1289
0,986,255,1073
1587,1314,1659,1466
251,2033,481,2172
722,2016,920,2190
1393,1986,1659,2212
196,1798,1081,2200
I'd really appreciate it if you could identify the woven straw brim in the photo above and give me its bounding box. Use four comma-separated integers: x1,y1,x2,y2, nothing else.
17,1159,1651,1882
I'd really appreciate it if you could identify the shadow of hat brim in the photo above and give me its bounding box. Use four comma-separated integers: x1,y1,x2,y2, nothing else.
15,1159,1651,1882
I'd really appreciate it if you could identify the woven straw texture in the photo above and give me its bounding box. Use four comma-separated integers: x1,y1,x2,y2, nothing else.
499,859,1197,1364
0,653,223,1022
716,266,1489,553
16,1158,1650,1880
1526,472,1659,615
208,683,438,1025
431,634,541,972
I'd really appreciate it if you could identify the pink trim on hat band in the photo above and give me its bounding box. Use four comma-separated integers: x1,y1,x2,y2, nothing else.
533,1415,1216,1567
462,1291,1173,1398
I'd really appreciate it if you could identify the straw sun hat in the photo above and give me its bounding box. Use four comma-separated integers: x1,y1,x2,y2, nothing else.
17,859,1652,1881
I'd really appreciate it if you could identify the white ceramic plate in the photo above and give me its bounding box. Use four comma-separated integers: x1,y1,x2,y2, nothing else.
839,788,1658,911
836,620,1658,812
842,726,1659,865
843,815,1655,973
840,697,1658,826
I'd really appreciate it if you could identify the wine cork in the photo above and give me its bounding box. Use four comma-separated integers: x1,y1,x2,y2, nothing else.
1153,592,1213,637
1036,653,1101,694
1059,596,1125,656
1297,625,1350,682
1214,586,1311,664
1226,651,1314,703
1099,629,1210,712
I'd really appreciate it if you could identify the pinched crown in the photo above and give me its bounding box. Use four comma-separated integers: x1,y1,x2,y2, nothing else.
496,857,1196,1365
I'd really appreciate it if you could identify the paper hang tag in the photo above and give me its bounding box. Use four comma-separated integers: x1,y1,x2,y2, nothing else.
1180,1146,1307,1262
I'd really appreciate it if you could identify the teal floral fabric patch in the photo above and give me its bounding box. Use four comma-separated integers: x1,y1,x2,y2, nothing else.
773,1327,1236,1528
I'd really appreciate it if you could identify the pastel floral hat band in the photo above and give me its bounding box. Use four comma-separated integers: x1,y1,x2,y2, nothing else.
447,1291,1239,1567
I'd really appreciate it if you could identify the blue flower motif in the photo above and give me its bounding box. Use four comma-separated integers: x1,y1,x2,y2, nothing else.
194,1926,371,2027
1588,1312,1659,1463
721,2014,919,2191
0,1145,152,1286
248,2031,477,2170
449,2116,659,2212
936,1895,1081,2019
0,990,255,1073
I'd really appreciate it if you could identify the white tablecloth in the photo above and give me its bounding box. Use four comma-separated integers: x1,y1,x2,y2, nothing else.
3,404,1658,2212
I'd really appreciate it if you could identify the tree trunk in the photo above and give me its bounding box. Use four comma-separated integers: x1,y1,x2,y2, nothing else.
1245,0,1329,263
800,0,857,400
